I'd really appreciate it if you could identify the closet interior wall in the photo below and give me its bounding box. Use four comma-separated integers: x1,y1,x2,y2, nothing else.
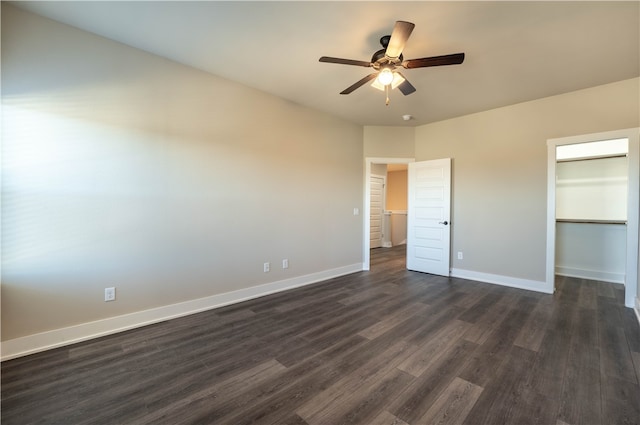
555,154,628,283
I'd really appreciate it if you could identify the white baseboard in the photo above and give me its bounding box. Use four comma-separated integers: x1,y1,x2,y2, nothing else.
1,263,362,361
555,266,625,284
450,268,553,294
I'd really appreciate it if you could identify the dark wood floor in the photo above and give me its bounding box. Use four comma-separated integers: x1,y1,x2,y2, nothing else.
2,245,640,424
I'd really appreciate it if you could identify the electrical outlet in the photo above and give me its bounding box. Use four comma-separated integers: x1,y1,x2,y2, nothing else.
282,259,289,269
104,287,116,302
264,262,270,273
457,251,463,260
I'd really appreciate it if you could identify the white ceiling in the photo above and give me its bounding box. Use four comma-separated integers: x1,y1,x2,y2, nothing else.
10,1,640,127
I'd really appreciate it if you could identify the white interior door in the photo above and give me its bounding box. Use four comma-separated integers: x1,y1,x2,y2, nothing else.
370,175,385,249
407,158,451,276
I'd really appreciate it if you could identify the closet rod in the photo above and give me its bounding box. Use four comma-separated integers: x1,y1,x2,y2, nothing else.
556,218,627,225
556,153,627,163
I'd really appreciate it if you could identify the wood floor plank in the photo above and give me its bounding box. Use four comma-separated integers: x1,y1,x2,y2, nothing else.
25,353,205,424
527,330,572,399
463,345,539,425
397,319,470,377
129,359,287,425
595,280,616,298
525,296,578,400
597,296,623,329
273,336,322,368
495,286,530,309
601,375,640,425
404,303,466,347
633,351,640,386
299,295,393,342
3,339,217,421
572,306,599,347
558,276,582,302
358,302,428,340
513,297,554,352
222,339,413,425
369,410,409,425
185,334,370,424
577,279,598,309
231,306,418,424
318,369,415,425
458,292,504,324
278,414,311,425
613,283,626,305
621,307,640,353
296,340,417,423
458,297,536,387
274,291,349,314
389,339,479,424
416,377,483,425
557,340,601,425
355,301,441,346
93,340,281,424
548,295,579,337
462,299,512,345
506,388,560,425
452,283,491,309
599,324,638,385
339,286,394,306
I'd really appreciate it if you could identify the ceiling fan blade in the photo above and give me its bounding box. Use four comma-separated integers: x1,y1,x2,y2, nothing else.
402,53,465,69
385,21,415,59
396,73,416,96
340,73,378,95
319,56,372,67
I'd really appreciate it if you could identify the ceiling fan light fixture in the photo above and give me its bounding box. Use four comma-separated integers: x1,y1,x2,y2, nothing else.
377,68,394,85
371,70,405,91
320,20,466,98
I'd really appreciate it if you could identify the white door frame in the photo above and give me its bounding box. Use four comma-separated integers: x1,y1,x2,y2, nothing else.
364,157,415,270
546,128,639,307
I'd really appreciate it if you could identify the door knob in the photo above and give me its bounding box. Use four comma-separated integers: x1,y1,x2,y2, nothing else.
439,220,449,225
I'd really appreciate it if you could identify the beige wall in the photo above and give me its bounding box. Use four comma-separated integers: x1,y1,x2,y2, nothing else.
364,126,415,158
415,77,640,282
386,170,407,211
1,6,363,341
371,163,387,176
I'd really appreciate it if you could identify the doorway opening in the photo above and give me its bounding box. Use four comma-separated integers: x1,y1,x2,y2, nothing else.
546,128,639,308
364,157,414,271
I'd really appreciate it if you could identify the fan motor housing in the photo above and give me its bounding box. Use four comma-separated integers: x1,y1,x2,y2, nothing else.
371,49,386,63
371,49,403,68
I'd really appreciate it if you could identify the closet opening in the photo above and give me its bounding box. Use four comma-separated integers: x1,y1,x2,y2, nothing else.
546,129,639,308
555,138,628,284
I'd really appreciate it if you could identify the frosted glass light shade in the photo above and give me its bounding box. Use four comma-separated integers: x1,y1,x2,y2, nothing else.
371,71,405,91
377,68,394,85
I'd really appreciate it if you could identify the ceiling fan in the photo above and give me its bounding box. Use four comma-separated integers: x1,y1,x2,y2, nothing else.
319,21,465,105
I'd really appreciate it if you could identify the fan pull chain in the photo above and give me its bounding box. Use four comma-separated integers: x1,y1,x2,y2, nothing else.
385,85,390,106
